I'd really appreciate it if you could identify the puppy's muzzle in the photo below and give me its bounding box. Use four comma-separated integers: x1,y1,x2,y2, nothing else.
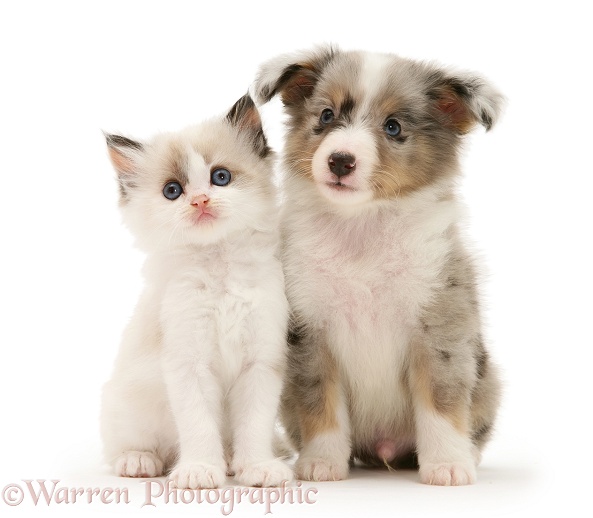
328,152,356,178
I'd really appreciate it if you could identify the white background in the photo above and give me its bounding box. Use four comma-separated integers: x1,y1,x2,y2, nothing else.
1,1,591,516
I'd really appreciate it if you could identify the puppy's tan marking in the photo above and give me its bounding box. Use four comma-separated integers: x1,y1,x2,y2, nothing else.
297,344,340,442
410,344,470,435
284,129,317,182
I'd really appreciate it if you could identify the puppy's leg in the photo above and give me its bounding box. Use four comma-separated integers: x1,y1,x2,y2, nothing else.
288,329,351,481
408,238,503,486
409,263,487,485
410,338,478,486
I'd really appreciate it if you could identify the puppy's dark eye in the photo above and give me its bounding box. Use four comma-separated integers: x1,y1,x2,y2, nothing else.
384,119,402,137
320,109,335,125
211,168,232,187
163,181,183,200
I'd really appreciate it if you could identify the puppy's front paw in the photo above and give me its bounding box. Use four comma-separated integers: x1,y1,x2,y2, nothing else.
169,463,227,489
115,451,164,478
420,462,476,486
295,455,349,481
234,459,294,487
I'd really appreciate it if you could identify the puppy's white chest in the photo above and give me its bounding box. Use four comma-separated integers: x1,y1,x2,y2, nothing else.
290,210,445,335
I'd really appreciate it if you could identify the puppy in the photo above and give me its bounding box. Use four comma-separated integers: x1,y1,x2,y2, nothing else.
253,46,503,486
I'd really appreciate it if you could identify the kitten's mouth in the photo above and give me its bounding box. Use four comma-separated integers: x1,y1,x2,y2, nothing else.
190,210,217,224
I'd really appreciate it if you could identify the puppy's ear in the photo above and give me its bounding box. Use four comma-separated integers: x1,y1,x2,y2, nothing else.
427,69,504,134
104,133,144,201
226,93,271,158
253,44,338,107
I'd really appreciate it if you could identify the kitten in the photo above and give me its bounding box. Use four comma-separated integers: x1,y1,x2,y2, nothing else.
100,94,293,489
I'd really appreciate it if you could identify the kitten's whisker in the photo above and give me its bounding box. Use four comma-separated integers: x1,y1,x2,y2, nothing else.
143,210,183,248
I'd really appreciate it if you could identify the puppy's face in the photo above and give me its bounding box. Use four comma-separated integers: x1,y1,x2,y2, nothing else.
255,47,503,207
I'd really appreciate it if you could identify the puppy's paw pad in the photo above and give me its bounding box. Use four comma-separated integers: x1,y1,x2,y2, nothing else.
295,456,349,482
169,463,226,489
420,462,476,486
115,451,164,478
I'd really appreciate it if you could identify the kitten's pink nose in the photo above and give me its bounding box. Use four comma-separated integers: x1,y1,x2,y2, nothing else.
191,194,209,209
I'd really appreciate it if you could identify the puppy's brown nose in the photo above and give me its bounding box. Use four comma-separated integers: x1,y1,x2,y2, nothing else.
328,153,356,178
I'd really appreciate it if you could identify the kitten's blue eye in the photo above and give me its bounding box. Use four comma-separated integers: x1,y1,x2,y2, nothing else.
211,168,232,187
320,109,334,125
384,119,402,137
163,181,183,200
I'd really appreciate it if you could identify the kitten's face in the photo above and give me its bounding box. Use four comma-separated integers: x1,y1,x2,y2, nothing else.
106,95,274,250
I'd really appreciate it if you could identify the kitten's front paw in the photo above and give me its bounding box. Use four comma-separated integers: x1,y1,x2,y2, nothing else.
169,463,227,489
420,461,476,486
115,451,164,478
233,459,294,487
295,455,349,482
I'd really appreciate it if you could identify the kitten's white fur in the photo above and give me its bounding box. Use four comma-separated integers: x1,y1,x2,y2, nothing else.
100,97,293,489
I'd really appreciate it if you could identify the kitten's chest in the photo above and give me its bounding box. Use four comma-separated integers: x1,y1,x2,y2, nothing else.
169,245,265,295
155,244,274,334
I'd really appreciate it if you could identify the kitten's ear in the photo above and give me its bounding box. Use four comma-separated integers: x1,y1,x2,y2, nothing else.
253,44,338,106
104,133,144,202
226,93,270,158
104,133,144,176
426,69,505,134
